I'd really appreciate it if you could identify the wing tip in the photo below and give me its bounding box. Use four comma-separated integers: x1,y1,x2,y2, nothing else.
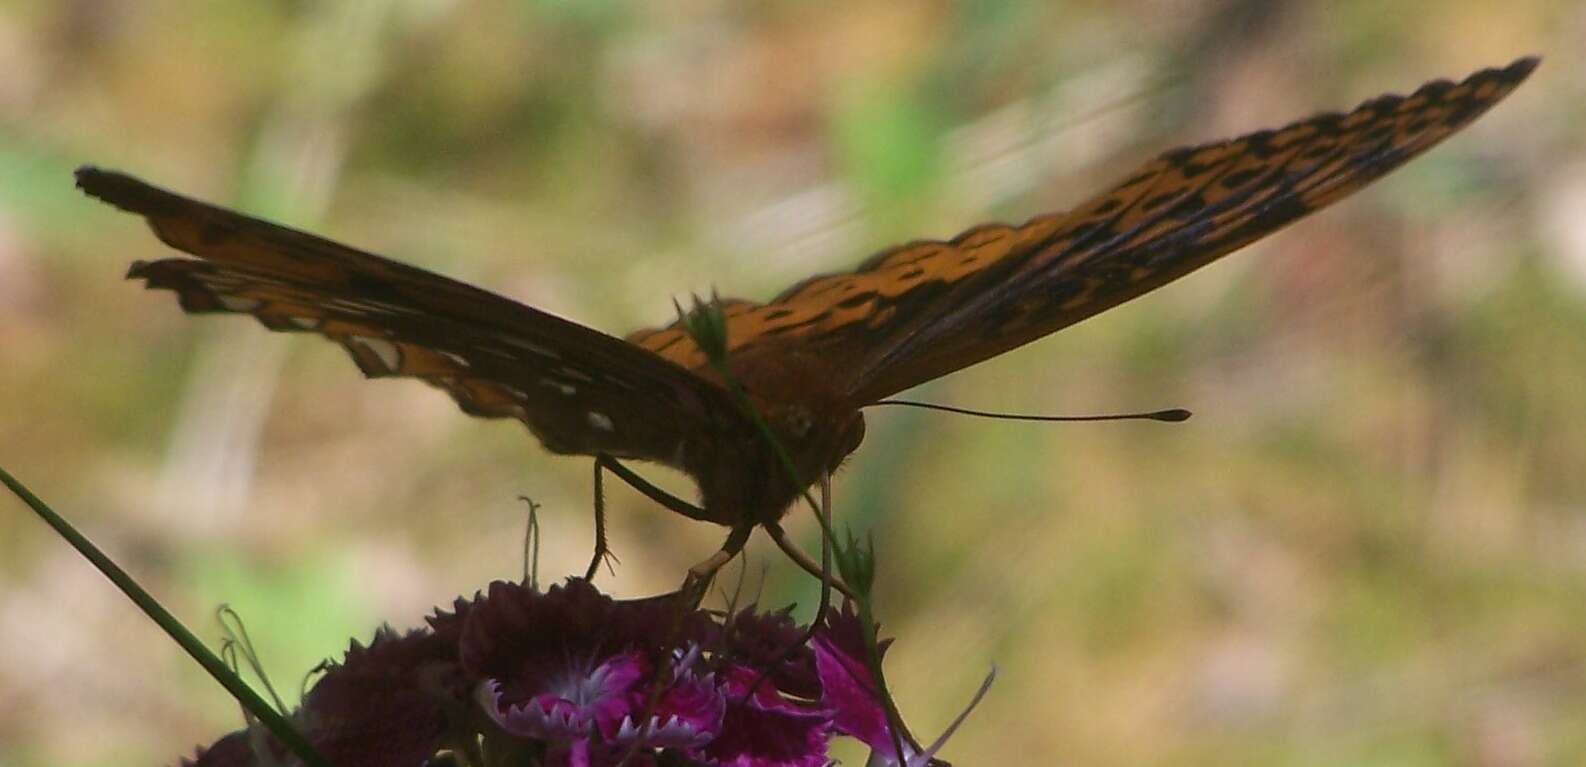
1502,55,1541,81
1152,57,1539,169
75,164,125,204
73,163,103,188
1457,55,1540,91
75,165,182,218
1358,55,1539,118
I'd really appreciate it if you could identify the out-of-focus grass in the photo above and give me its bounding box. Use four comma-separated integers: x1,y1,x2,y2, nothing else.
3,1,1584,765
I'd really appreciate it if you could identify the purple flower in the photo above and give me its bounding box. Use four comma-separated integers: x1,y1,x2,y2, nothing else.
465,580,729,762
173,578,983,767
614,647,726,749
479,650,646,742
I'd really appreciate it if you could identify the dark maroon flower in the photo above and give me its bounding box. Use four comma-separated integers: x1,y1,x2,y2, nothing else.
173,578,975,767
177,625,462,767
467,580,733,763
460,580,711,681
720,607,819,701
177,729,280,767
300,626,460,767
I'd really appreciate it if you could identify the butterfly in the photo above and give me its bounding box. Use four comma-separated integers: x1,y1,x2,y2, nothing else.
79,58,1535,581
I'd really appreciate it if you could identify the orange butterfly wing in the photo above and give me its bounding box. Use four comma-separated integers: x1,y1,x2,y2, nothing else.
79,168,738,465
631,57,1536,404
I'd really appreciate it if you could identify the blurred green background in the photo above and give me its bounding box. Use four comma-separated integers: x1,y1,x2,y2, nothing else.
3,1,1584,764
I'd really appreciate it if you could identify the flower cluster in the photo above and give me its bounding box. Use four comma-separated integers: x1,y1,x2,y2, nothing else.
180,579,947,767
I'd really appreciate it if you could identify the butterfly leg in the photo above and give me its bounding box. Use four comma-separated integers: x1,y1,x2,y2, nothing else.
761,475,858,601
594,454,725,595
593,456,754,602
679,521,755,606
735,475,845,703
585,457,622,582
596,454,715,521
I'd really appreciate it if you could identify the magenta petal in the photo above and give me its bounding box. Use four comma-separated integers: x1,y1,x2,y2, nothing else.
584,652,647,735
812,628,889,751
481,650,648,742
614,667,725,749
690,666,833,767
482,680,580,740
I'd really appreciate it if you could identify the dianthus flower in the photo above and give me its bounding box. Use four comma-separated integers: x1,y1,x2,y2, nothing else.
177,578,984,767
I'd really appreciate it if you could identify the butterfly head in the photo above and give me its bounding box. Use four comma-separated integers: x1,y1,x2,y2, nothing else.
700,347,866,520
756,399,866,476
755,400,865,475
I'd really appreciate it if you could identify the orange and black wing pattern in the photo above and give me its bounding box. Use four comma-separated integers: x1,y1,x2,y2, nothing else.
78,168,736,463
630,57,1536,404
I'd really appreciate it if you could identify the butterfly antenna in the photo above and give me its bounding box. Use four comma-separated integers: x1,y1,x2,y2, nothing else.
869,399,1192,423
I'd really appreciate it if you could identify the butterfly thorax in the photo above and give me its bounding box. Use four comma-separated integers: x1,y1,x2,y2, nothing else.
685,347,865,526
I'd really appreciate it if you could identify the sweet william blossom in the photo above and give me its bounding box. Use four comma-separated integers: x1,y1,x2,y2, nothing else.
176,578,979,767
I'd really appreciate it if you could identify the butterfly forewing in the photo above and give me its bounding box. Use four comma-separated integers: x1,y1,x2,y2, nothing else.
629,58,1536,405
81,168,739,465
850,58,1537,401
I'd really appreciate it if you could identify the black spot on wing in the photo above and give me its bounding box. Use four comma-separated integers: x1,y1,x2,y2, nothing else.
836,292,876,309
1142,191,1180,212
1219,167,1264,189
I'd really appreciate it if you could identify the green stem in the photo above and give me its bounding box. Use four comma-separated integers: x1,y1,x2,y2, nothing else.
0,464,329,767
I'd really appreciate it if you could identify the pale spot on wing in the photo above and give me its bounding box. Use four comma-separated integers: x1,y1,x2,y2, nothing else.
326,297,409,316
288,316,321,330
195,272,244,290
587,412,615,432
556,366,594,383
540,378,577,396
440,351,471,368
351,334,402,372
500,334,562,360
217,294,262,312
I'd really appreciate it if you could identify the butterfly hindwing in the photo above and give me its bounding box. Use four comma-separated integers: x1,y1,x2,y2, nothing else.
630,58,1535,404
82,168,737,465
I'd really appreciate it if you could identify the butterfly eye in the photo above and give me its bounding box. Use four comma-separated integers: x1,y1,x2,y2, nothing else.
784,408,813,440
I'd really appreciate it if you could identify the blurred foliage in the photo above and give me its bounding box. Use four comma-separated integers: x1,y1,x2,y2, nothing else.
2,1,1584,765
